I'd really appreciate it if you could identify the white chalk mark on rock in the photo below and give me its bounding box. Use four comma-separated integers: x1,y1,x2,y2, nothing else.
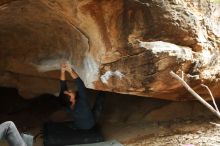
114,70,125,79
100,71,113,84
82,56,99,88
100,70,125,84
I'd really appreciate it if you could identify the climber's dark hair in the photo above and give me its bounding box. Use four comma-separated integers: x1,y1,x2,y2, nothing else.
59,93,71,107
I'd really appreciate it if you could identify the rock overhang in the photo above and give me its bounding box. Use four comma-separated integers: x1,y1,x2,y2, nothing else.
0,0,220,100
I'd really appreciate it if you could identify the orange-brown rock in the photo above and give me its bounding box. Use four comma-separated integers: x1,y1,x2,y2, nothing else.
0,0,220,100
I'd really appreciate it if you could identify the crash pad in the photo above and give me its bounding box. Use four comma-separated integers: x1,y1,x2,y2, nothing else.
43,121,104,146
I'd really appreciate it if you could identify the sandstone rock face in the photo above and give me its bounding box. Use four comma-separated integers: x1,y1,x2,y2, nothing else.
0,0,220,100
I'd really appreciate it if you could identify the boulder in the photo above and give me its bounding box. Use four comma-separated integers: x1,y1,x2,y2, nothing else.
0,0,220,100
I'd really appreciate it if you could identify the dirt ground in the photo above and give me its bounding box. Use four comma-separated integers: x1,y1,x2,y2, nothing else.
123,119,220,146
1,87,220,146
1,115,220,146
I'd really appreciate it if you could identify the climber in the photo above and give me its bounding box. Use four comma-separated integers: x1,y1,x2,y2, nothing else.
59,61,105,130
0,121,33,146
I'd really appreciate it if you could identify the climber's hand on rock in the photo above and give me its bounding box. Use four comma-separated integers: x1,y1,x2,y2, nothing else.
62,61,78,79
60,62,66,73
65,62,73,73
